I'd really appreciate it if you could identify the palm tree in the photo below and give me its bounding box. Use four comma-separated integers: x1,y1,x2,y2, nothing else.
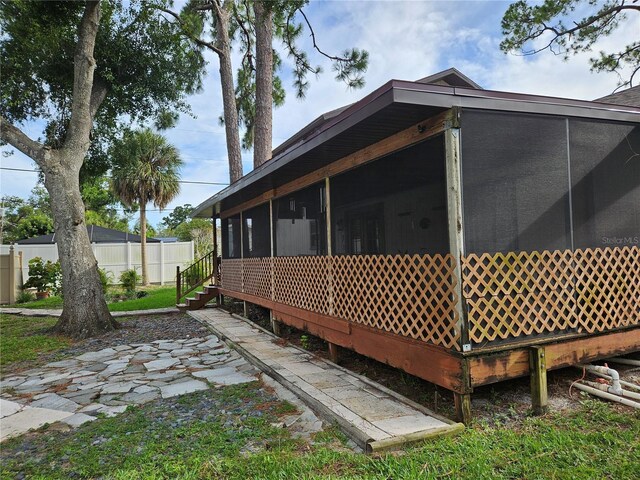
111,128,182,285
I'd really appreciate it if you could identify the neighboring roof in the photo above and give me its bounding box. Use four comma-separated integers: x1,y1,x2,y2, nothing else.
154,237,178,243
595,86,640,107
193,69,640,218
416,67,482,89
16,225,161,244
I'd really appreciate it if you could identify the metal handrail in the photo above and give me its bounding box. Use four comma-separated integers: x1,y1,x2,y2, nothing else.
176,250,216,303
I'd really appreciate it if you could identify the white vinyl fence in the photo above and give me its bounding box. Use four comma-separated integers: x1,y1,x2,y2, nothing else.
0,242,194,285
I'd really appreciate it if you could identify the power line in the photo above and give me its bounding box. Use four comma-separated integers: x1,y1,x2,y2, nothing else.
0,167,229,185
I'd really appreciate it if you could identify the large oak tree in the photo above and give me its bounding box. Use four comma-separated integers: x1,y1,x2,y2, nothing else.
0,0,205,338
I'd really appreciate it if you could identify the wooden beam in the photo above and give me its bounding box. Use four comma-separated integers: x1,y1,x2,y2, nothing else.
529,346,548,415
469,327,640,387
220,110,453,219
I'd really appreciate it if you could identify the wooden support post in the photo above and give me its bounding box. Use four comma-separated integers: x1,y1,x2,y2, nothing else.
271,314,283,336
454,393,472,425
328,342,340,364
529,346,548,415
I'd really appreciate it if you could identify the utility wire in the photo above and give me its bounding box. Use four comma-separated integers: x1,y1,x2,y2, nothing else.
0,167,229,186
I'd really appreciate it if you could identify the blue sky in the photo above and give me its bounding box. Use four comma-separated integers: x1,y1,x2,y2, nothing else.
0,0,635,229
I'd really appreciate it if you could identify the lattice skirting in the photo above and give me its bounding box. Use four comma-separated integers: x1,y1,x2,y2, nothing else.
222,254,461,350
461,246,640,346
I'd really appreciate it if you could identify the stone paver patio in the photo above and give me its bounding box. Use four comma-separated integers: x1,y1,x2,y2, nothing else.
0,333,258,442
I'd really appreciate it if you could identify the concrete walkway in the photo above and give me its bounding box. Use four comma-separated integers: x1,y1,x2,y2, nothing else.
0,307,180,317
189,308,463,452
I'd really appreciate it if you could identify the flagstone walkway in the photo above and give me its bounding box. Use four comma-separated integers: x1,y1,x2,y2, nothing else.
189,308,463,452
0,333,258,442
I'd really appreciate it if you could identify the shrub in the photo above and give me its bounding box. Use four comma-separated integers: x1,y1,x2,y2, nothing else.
23,257,58,293
119,269,140,298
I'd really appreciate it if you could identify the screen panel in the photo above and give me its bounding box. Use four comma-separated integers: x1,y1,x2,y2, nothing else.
461,110,571,254
569,119,640,249
330,136,449,255
273,182,327,256
242,202,271,258
221,214,241,259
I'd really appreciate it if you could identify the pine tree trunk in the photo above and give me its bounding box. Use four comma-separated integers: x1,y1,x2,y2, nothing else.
46,152,118,339
140,202,149,286
216,1,243,183
253,0,273,168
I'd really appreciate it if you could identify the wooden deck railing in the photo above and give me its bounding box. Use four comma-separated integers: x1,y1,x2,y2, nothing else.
222,254,462,350
176,250,216,303
220,246,639,352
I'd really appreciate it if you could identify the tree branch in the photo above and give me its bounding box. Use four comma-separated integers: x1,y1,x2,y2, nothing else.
154,5,223,56
0,116,46,164
297,9,358,64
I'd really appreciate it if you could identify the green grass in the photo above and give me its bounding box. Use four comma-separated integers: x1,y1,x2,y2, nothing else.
0,314,71,366
1,391,638,479
107,286,176,311
17,286,177,312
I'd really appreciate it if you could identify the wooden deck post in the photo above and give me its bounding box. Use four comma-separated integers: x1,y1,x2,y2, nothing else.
328,342,340,364
444,110,470,354
454,393,472,425
529,346,548,415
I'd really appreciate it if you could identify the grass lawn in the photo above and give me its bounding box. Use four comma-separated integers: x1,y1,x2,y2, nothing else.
15,286,177,312
1,392,638,479
0,314,71,366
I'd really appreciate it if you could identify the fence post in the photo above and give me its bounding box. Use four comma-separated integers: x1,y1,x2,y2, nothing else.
160,241,165,286
8,245,16,304
176,266,181,304
190,240,195,262
126,241,132,270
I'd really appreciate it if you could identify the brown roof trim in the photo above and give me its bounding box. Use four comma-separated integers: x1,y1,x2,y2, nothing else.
192,80,640,218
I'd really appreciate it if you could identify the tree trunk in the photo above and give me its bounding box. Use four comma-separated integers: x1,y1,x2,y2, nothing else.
140,202,149,285
253,0,273,168
45,151,118,338
0,2,117,339
216,1,243,183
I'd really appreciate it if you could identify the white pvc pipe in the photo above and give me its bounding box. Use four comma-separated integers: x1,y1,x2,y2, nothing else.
581,380,640,401
583,370,640,392
577,364,623,395
573,382,640,409
606,357,640,367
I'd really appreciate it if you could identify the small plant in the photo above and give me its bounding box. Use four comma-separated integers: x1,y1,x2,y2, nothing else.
98,267,112,293
119,269,140,299
23,257,59,297
300,334,310,350
16,290,36,304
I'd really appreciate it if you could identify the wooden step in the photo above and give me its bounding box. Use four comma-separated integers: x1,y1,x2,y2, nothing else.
178,286,221,311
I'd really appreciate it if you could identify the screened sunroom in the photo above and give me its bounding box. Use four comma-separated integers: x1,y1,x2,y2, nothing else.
189,69,639,420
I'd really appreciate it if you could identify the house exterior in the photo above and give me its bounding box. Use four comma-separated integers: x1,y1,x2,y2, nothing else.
190,69,639,422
